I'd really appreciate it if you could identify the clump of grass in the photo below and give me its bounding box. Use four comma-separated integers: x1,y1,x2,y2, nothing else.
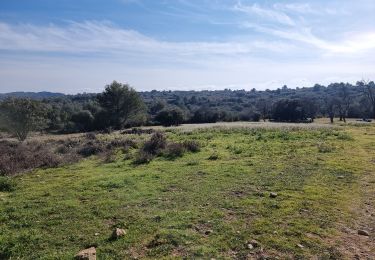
208,153,219,160
317,142,335,153
336,132,354,141
0,176,16,192
183,140,201,152
186,160,199,166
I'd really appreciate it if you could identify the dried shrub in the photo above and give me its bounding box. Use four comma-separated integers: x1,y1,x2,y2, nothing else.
183,140,200,152
78,143,103,157
107,139,137,150
142,132,166,155
164,142,185,159
85,132,97,140
0,140,63,176
101,150,117,164
133,150,154,165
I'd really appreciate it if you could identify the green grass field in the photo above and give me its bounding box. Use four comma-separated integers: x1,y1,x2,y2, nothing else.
1,122,374,259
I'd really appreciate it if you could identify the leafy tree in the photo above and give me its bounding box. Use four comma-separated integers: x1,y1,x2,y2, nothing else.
70,110,94,132
155,107,184,126
97,81,146,129
0,98,47,141
272,99,306,122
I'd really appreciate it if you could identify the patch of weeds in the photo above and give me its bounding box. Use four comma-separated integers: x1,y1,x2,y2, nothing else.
163,143,185,159
208,153,219,160
183,140,201,152
336,132,354,141
133,150,154,165
147,231,188,257
0,176,16,192
317,142,335,153
186,160,199,166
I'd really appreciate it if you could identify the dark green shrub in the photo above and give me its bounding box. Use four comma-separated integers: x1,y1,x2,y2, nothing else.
78,143,103,157
0,176,16,192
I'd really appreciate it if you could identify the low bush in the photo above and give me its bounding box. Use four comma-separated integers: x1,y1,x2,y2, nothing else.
107,139,137,150
142,132,166,155
134,150,154,165
78,143,103,157
0,140,64,176
0,176,16,192
164,142,185,159
208,153,219,160
183,140,200,153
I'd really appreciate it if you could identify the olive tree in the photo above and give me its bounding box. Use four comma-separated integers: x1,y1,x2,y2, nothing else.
0,98,47,141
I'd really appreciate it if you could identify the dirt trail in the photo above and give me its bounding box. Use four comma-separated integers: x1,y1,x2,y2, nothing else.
335,173,375,259
330,128,375,259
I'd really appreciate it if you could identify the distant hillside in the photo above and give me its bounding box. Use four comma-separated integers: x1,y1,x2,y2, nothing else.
0,91,65,100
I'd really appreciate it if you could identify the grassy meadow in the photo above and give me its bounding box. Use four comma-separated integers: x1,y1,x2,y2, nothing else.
0,121,374,259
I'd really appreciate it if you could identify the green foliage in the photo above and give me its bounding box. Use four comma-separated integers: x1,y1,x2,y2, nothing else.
155,107,184,126
0,98,47,141
0,176,16,192
97,81,146,129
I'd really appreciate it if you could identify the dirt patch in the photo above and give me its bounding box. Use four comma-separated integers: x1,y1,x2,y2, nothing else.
327,172,375,259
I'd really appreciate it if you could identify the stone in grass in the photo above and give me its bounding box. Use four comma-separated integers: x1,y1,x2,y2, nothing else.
75,247,96,260
112,228,126,239
297,244,304,249
270,192,278,198
247,239,260,250
358,230,370,236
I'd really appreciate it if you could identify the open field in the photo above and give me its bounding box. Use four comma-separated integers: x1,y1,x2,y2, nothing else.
0,122,374,259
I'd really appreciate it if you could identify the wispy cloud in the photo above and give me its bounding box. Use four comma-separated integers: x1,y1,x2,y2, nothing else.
233,1,295,26
0,21,292,58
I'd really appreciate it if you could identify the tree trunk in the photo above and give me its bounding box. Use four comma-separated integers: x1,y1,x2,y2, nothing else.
329,115,334,123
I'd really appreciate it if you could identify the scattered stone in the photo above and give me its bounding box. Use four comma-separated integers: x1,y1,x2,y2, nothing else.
248,239,260,248
358,230,369,236
247,243,254,250
270,192,278,198
297,244,304,249
94,233,99,236
205,229,213,235
112,228,126,239
75,247,96,260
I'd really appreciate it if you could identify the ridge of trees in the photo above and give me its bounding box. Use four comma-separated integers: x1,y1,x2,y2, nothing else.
1,80,374,140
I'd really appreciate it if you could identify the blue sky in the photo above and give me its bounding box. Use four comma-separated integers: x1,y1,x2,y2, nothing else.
0,0,374,93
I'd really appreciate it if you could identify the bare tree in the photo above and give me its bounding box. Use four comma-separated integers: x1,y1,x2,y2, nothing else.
324,96,336,123
358,80,375,119
338,85,351,123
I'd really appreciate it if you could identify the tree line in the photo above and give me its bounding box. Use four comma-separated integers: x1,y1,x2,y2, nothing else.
0,80,374,141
